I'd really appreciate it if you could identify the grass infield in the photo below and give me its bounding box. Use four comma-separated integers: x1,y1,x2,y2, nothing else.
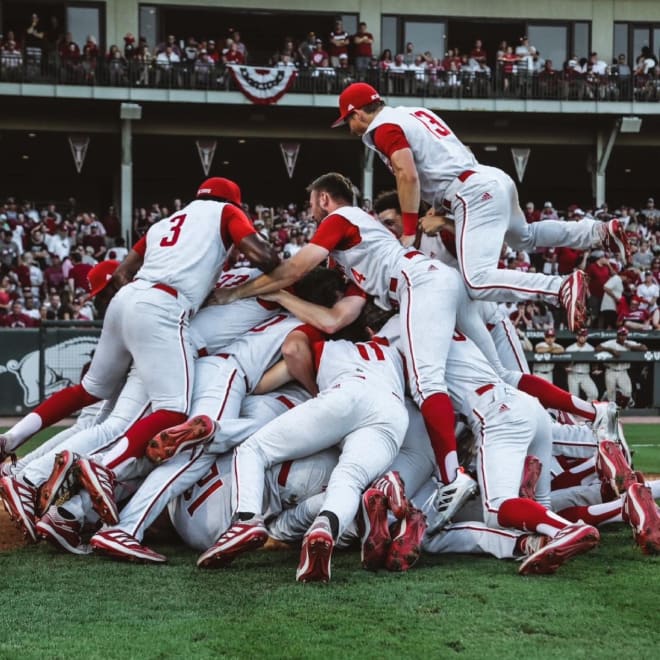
1,425,658,659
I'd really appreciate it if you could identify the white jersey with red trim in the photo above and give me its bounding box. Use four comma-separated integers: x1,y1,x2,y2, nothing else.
315,336,405,395
418,232,458,267
362,106,477,206
326,205,425,310
189,267,281,354
135,200,232,313
226,313,301,391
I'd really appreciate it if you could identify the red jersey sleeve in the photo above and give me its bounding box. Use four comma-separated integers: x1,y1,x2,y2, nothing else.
344,282,367,299
132,235,147,257
372,123,411,159
221,205,257,249
293,323,327,343
310,214,356,251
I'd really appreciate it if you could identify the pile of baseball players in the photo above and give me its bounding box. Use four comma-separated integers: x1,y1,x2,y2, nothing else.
1,84,659,583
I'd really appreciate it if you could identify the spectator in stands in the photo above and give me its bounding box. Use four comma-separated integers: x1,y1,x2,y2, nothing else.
328,19,349,67
43,254,66,291
0,229,20,273
310,39,329,68
640,197,660,224
82,35,99,82
636,269,659,311
403,42,416,66
231,30,248,62
106,237,128,262
28,227,49,268
469,39,487,67
0,300,38,327
538,59,560,98
352,22,373,72
297,31,317,68
67,251,92,293
206,40,220,64
47,222,72,260
0,275,13,315
620,296,654,331
600,266,626,329
613,53,632,98
532,300,554,331
540,201,559,220
24,13,45,55
1,39,23,81
82,224,107,261
123,33,137,60
510,300,534,331
22,292,41,321
155,44,182,87
586,250,614,326
597,327,647,407
379,48,393,71
524,202,541,223
632,239,654,271
533,328,564,383
224,38,245,65
498,45,518,92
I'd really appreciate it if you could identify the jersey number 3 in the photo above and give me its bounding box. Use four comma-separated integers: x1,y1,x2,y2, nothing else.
413,110,451,138
160,214,187,247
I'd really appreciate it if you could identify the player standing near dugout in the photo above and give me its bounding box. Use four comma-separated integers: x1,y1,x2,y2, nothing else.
331,82,631,332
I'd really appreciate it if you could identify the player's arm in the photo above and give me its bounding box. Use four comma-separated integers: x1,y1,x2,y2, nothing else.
266,289,366,334
111,236,146,289
253,359,292,394
535,343,550,354
282,329,319,396
550,344,565,355
628,340,648,351
596,342,621,356
208,243,329,306
419,208,455,235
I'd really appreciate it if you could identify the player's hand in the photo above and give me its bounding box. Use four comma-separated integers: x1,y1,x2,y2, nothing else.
400,233,416,248
258,291,281,302
420,209,454,235
206,286,239,306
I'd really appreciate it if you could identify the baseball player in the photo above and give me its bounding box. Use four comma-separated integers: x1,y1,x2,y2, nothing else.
532,328,564,383
564,329,599,400
0,178,280,492
331,82,631,331
196,313,410,583
596,327,647,406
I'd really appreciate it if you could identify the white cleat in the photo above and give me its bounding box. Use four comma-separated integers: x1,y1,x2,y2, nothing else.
426,469,478,536
592,401,618,442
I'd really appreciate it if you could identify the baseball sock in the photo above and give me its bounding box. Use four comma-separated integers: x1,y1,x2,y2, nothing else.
420,393,459,484
517,374,595,419
551,457,596,490
318,510,339,539
557,500,622,527
4,384,99,449
498,498,569,538
105,410,188,470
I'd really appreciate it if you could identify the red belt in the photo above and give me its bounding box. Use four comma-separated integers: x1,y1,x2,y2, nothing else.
442,170,477,209
475,383,495,396
152,283,178,298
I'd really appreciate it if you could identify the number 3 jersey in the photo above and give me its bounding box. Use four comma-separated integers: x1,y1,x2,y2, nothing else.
135,199,255,314
361,105,477,206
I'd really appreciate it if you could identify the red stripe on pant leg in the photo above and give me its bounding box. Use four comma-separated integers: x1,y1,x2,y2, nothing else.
420,392,457,484
105,410,187,469
33,383,100,428
518,374,594,420
498,497,565,533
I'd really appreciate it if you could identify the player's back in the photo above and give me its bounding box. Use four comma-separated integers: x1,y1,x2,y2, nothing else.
136,199,230,313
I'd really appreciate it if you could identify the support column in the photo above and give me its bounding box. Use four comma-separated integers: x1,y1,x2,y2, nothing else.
594,119,620,207
120,103,142,244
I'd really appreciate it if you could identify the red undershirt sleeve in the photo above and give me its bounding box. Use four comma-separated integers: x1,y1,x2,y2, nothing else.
309,214,352,251
132,235,147,256
224,205,257,246
372,123,411,159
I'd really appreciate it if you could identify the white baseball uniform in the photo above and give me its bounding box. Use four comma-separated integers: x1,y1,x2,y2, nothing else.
564,341,598,400
599,338,643,401
362,105,604,303
532,341,556,383
232,334,409,537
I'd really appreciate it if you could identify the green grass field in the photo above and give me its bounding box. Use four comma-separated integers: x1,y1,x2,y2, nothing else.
1,425,658,659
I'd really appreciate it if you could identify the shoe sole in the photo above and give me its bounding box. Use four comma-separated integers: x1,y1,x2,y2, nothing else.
562,272,586,332
197,528,268,568
361,490,391,571
36,518,90,555
427,476,478,536
385,512,427,572
146,415,215,464
519,527,599,575
77,462,119,526
623,485,660,555
520,457,542,500
0,479,37,542
90,536,167,563
597,442,636,497
296,533,333,583
37,451,76,516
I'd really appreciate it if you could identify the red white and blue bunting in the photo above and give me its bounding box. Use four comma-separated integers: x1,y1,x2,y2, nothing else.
228,65,298,105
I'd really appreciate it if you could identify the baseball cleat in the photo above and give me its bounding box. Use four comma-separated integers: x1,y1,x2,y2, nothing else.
197,518,268,568
360,488,391,571
0,434,16,466
0,475,38,542
596,440,637,498
371,470,409,519
518,522,600,575
427,469,478,536
296,517,334,583
37,450,79,516
91,529,167,563
385,507,427,572
616,420,634,466
592,401,619,442
602,219,631,264
517,533,548,558
559,270,587,332
36,506,91,555
621,483,660,555
75,458,119,525
146,415,215,464
519,455,542,500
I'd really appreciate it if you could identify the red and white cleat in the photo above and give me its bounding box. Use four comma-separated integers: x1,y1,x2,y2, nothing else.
196,518,268,568
91,529,167,563
37,450,79,516
518,522,600,575
385,507,427,572
36,506,90,555
519,455,542,500
75,458,119,525
146,415,215,464
296,517,334,583
602,219,631,264
559,270,587,332
622,482,660,555
596,440,637,498
0,475,37,542
360,488,391,571
371,470,409,520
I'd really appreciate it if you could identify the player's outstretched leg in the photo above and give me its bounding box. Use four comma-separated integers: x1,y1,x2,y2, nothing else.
596,440,637,500
296,516,334,583
91,529,167,563
360,488,391,571
197,516,268,568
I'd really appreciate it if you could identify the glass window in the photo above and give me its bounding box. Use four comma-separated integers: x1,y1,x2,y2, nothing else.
573,22,589,59
403,21,446,60
654,28,660,60
614,23,628,61
528,25,567,69
632,27,650,61
139,5,158,51
381,15,397,56
341,15,358,36
66,6,100,49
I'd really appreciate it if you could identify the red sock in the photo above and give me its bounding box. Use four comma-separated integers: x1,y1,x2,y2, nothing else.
498,497,566,533
518,374,594,420
551,464,595,490
558,504,620,527
105,410,187,470
33,383,99,428
420,392,458,483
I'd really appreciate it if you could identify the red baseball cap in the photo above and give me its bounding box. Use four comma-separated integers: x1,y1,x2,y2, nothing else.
88,260,120,297
196,177,242,206
617,326,629,335
577,328,589,337
331,83,382,128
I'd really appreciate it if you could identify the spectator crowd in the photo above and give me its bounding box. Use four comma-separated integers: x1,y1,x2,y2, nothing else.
1,14,659,100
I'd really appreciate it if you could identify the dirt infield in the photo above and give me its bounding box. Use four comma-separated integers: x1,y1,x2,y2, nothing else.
0,508,25,551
